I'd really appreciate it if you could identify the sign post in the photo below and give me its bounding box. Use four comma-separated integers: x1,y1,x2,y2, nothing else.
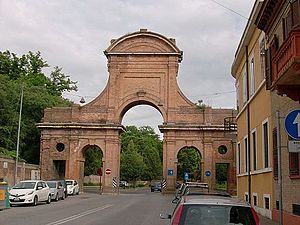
97,168,103,195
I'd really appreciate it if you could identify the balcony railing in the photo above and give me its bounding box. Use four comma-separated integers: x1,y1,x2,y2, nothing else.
271,30,300,87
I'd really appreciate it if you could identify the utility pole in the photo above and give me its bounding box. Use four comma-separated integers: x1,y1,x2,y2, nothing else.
14,85,23,185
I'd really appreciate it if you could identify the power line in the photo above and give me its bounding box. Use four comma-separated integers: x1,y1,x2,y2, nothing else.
208,0,249,20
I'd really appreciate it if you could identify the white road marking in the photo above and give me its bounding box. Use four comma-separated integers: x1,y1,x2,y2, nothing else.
45,204,113,225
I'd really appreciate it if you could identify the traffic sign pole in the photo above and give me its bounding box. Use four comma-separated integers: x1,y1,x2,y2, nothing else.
276,111,283,225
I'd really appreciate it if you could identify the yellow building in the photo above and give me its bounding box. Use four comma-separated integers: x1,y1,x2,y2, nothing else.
232,1,300,223
231,1,273,219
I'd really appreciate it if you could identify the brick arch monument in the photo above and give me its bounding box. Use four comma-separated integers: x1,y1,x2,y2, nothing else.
38,29,237,193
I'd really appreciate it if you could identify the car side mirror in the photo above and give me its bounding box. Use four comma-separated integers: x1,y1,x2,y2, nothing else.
37,186,42,190
160,213,172,219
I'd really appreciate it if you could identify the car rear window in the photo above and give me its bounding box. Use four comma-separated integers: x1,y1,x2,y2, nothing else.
180,204,256,225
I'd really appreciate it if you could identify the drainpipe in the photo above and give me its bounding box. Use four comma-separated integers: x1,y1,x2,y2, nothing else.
246,46,252,205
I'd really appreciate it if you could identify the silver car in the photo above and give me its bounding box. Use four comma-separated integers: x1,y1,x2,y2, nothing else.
46,181,65,201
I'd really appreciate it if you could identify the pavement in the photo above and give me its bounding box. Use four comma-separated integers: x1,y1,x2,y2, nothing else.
259,215,279,225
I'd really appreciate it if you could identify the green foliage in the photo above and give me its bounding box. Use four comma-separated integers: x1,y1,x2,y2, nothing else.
0,147,16,158
84,146,103,176
216,164,228,182
0,50,77,164
120,126,163,182
177,147,201,181
195,99,206,111
120,140,145,184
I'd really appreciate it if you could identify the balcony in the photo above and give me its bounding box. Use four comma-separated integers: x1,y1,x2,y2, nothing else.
271,30,300,101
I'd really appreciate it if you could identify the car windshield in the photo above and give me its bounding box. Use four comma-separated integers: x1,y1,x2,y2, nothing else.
66,181,73,185
12,181,36,189
181,204,255,225
47,182,56,188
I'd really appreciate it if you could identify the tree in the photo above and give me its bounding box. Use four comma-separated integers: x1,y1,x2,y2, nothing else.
0,50,77,163
84,146,103,176
120,125,163,181
120,140,145,185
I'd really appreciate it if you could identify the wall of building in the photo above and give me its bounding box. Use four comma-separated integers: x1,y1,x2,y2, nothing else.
0,156,40,187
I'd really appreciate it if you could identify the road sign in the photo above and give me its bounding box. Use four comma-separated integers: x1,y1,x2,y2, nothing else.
168,169,173,176
161,178,167,189
112,177,117,187
205,170,211,177
105,168,111,175
288,140,300,152
184,172,189,181
285,109,300,140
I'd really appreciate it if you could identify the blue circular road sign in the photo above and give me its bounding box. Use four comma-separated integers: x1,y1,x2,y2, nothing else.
205,170,211,177
285,109,300,140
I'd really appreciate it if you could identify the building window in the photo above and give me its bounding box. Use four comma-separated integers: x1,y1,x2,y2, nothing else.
250,57,255,96
264,196,270,210
276,200,279,210
273,128,278,178
293,204,300,216
252,130,257,171
253,193,258,206
245,192,249,203
289,152,300,177
237,143,241,174
244,137,249,172
242,68,247,104
263,121,269,168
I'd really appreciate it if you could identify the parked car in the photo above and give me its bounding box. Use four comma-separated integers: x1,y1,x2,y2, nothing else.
9,180,51,206
66,179,79,195
120,180,129,188
160,195,260,225
150,182,162,192
46,180,65,201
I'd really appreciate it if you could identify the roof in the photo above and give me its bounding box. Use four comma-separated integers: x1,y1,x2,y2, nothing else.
183,195,250,208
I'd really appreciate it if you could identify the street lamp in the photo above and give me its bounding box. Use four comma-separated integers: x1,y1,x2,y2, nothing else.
14,85,23,185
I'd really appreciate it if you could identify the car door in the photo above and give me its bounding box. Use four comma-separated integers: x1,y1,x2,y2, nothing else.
36,182,45,201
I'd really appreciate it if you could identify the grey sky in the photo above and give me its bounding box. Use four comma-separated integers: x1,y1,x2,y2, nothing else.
0,0,254,134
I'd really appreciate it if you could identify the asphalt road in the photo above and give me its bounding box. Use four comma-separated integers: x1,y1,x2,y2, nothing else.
0,188,174,225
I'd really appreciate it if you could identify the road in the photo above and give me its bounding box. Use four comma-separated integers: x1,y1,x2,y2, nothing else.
0,188,174,225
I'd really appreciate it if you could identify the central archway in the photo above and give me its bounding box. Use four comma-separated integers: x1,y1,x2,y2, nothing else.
38,29,236,193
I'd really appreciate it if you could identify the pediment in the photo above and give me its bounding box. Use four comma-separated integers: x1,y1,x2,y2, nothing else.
105,30,181,54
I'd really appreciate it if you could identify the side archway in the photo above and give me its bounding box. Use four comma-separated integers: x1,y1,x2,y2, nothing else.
176,147,202,182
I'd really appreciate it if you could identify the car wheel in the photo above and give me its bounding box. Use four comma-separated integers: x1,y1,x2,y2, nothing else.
10,203,14,207
61,193,65,200
46,195,51,204
76,190,79,195
55,194,59,201
32,196,38,206
151,189,154,192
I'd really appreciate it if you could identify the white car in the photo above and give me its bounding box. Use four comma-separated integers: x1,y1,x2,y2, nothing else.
66,179,79,195
9,180,51,206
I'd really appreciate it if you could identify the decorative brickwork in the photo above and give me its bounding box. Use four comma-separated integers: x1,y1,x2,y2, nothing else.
38,29,236,193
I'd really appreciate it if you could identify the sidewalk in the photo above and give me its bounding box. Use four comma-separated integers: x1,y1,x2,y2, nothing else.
259,215,279,225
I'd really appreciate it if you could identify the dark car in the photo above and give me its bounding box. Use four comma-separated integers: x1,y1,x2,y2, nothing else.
150,182,162,192
161,195,260,225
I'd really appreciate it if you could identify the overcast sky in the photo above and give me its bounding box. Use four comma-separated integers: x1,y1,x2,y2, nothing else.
0,0,254,135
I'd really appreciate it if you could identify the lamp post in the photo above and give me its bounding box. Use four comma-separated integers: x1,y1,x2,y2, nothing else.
14,85,23,185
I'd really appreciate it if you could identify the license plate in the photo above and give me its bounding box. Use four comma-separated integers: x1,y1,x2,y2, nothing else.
14,197,20,201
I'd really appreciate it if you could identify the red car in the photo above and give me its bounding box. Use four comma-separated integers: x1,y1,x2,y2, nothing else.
160,195,260,225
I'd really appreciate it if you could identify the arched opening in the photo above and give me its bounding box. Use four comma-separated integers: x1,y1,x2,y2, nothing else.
82,145,103,187
177,147,202,182
120,105,163,188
